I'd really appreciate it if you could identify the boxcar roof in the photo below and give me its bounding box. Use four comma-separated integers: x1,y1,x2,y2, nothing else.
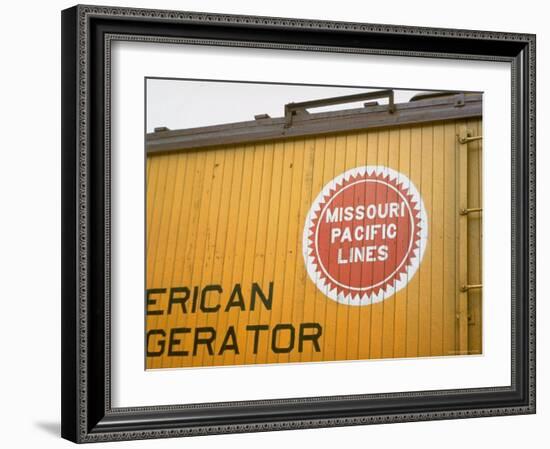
146,91,482,154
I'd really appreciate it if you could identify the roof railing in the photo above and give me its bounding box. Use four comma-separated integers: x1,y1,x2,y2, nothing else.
284,89,395,127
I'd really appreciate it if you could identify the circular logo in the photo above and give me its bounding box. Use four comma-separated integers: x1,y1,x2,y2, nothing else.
303,166,428,306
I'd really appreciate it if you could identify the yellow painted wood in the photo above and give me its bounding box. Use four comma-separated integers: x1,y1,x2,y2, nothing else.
350,132,370,362
289,138,316,364
392,127,411,358
457,125,470,354
158,152,187,368
194,149,226,367
328,135,347,361
304,137,328,363
203,147,234,367
380,129,401,359
242,143,273,365
148,154,177,369
443,123,458,356
405,126,422,357
277,138,303,364
418,125,434,357
269,140,295,364
224,144,256,367
467,119,483,354
430,124,445,356
145,118,483,369
317,136,338,361
335,133,357,361
254,141,284,365
211,146,245,367
369,130,388,360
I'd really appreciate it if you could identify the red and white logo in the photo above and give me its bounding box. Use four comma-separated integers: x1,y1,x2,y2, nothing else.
303,166,428,305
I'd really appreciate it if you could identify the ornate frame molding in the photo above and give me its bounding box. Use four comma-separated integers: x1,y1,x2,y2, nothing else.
61,4,536,443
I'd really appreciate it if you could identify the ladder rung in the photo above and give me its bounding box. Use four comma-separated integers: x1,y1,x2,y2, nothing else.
458,135,483,144
461,284,482,292
460,207,482,216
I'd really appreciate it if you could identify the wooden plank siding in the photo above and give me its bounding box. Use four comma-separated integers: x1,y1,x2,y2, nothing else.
145,118,483,369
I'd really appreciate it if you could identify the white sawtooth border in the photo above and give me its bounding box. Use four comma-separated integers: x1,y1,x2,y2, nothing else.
302,165,429,306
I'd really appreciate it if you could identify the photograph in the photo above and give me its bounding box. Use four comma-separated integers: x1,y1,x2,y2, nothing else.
145,79,483,369
0,0,544,445
58,3,536,443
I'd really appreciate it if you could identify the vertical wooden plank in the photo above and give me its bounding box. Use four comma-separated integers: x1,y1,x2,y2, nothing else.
255,141,284,365
405,126,423,357
187,149,218,368
290,138,316,364
381,128,401,359
240,143,275,365
359,131,380,360
146,155,170,306
457,124,469,354
212,146,245,367
344,132,367,362
392,127,410,358
155,152,188,368
318,135,338,361
330,134,349,360
145,157,152,185
145,155,153,267
232,144,264,365
187,150,217,367
443,123,457,356
369,129,388,360
236,143,267,366
145,156,160,250
203,147,235,366
334,133,357,361
161,151,199,369
418,125,433,357
223,144,256,367
151,154,185,368
303,137,327,363
276,138,305,364
166,150,208,368
194,149,227,367
145,155,161,369
467,118,483,354
352,131,372,361
173,150,207,368
430,124,445,356
268,140,295,364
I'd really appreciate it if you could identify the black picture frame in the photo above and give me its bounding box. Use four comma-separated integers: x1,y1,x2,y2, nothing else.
61,4,536,443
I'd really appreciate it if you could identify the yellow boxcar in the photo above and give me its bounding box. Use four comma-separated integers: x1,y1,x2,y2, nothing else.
145,90,482,369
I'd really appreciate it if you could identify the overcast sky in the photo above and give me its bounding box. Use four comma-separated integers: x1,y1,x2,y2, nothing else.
146,78,432,133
